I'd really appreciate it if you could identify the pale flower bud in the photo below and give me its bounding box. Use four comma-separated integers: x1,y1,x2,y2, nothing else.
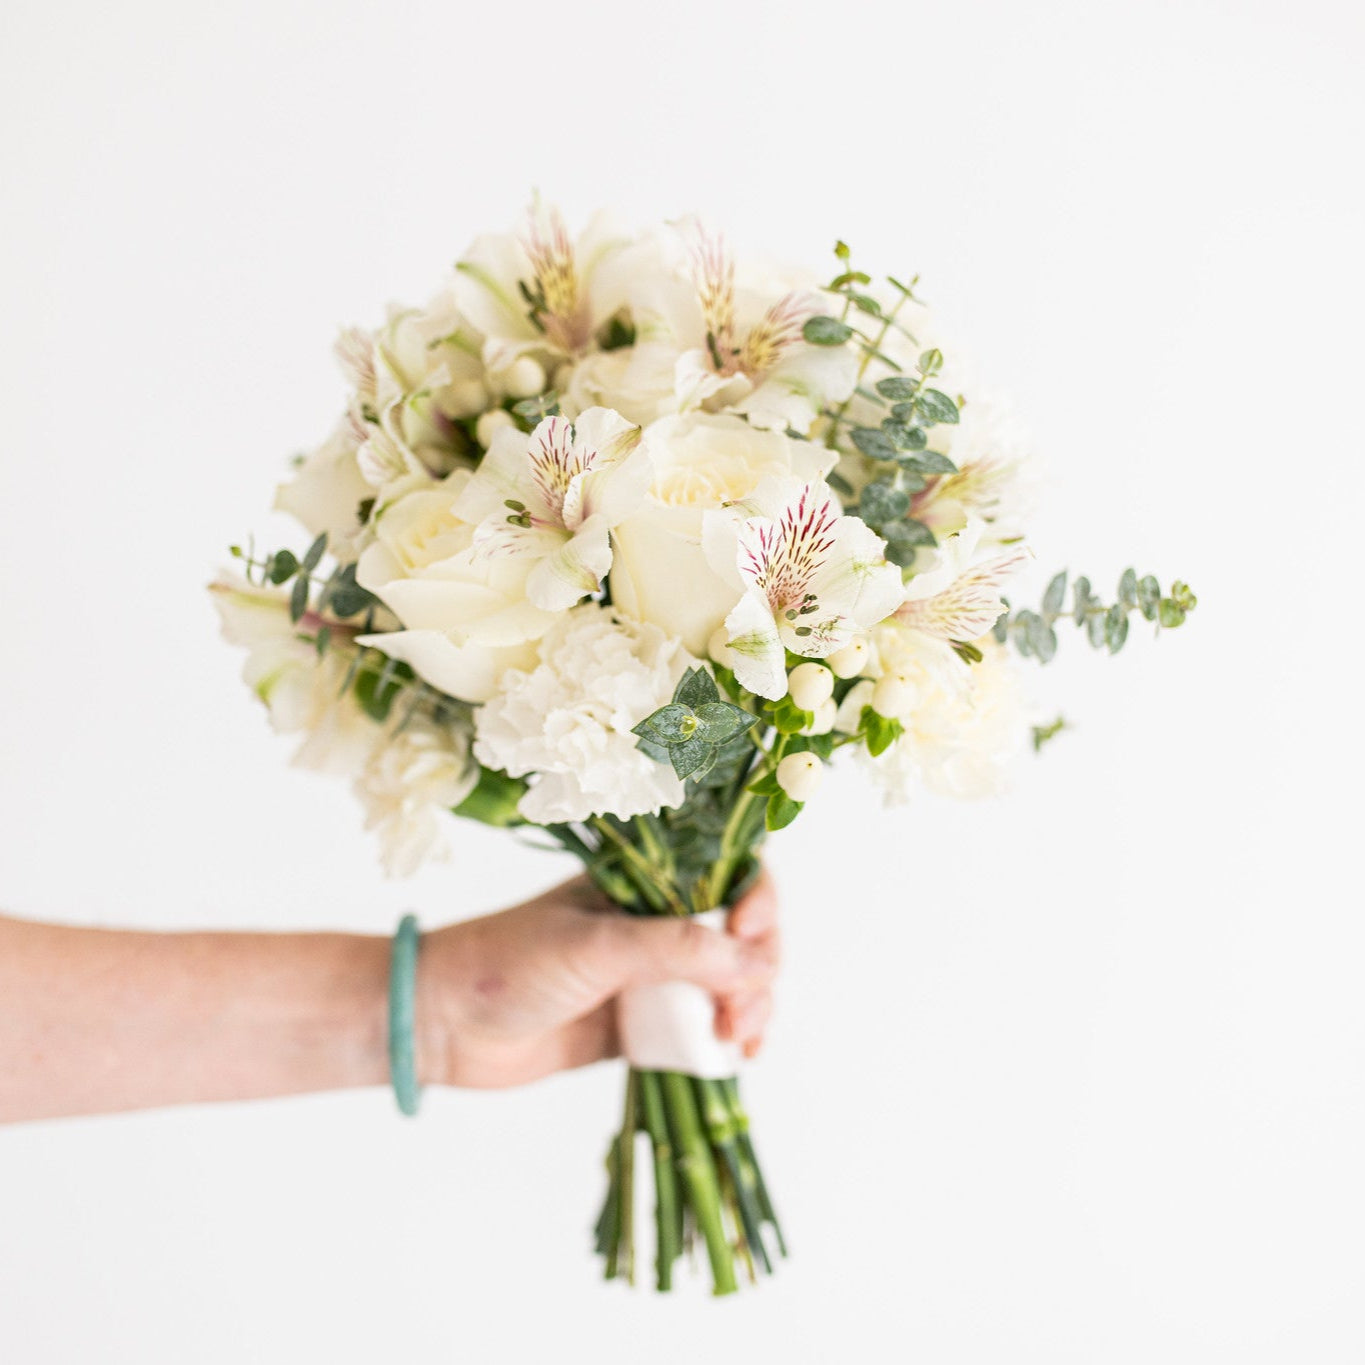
776,751,824,802
802,697,838,736
475,408,517,449
450,379,490,416
503,356,546,399
787,661,834,711
872,671,916,721
827,637,870,679
707,626,737,669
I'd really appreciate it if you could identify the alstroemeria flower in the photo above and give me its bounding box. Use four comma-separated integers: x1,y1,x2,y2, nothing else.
336,297,487,496
895,519,1032,641
704,477,904,699
453,201,633,373
619,221,858,434
454,408,647,612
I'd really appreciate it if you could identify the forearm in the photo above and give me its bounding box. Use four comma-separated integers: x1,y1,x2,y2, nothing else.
0,916,392,1122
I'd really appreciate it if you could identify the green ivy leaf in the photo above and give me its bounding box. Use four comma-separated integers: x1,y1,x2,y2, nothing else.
803,316,854,346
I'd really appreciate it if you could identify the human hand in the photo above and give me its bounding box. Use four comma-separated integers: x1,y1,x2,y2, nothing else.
416,873,780,1089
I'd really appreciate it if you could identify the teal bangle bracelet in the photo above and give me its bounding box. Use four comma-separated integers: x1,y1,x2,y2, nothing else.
388,913,422,1117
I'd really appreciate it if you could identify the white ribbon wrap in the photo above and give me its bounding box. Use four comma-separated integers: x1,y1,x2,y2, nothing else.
616,908,742,1078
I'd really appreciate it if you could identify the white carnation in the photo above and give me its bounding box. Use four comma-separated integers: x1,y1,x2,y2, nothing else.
354,712,478,878
473,603,692,825
847,634,1028,802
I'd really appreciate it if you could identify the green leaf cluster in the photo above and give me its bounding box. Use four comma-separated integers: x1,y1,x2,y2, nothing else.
231,533,379,627
632,667,758,783
994,568,1198,661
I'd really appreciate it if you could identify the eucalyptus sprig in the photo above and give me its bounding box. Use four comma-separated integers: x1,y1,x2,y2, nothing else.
228,532,466,733
230,532,379,629
804,243,963,566
993,568,1198,662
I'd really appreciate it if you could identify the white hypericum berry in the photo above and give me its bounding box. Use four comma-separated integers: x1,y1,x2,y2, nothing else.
787,661,834,711
872,671,916,720
827,637,870,679
776,751,824,802
503,356,547,399
802,697,837,736
707,626,737,669
475,408,517,449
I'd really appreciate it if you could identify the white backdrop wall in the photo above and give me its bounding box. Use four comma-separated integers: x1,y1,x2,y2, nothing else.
1,1,1361,1361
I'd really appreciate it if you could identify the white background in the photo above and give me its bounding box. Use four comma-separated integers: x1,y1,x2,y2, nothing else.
1,0,1362,1360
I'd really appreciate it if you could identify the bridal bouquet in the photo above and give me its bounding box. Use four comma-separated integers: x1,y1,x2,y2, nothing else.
213,202,1195,1294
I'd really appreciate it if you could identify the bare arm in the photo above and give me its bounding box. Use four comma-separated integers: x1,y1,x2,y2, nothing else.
0,874,779,1123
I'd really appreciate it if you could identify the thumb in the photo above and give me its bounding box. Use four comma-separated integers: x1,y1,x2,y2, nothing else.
608,915,775,994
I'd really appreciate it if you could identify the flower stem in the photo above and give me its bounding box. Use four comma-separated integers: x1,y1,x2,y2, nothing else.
637,1070,680,1291
618,1068,638,1285
660,1070,738,1295
721,1077,787,1257
694,1077,772,1274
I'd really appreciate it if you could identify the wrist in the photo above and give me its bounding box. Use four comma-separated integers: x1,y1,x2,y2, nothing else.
413,923,461,1088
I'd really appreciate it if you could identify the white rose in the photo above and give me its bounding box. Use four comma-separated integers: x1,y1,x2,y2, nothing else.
473,603,692,825
608,413,831,653
355,470,550,702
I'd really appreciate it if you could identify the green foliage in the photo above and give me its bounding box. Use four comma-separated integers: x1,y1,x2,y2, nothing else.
511,393,559,428
1031,716,1067,752
764,791,803,832
353,652,414,722
288,573,309,623
764,693,814,736
453,766,528,828
266,549,299,585
803,316,854,346
632,667,758,783
859,706,904,758
996,568,1198,662
598,314,636,351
